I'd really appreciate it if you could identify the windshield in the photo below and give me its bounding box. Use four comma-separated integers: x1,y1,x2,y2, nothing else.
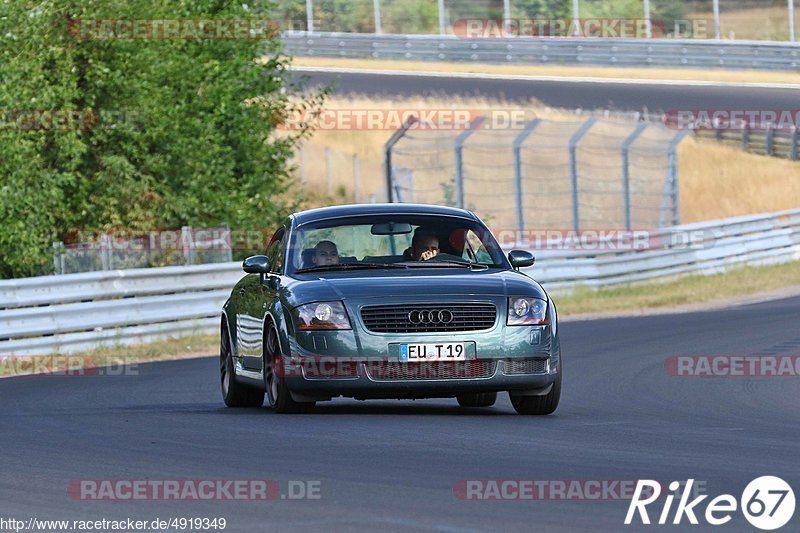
288,214,508,274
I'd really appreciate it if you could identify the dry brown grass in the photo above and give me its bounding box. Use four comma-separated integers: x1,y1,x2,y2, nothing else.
691,5,794,42
679,138,800,222
293,56,800,85
290,95,800,224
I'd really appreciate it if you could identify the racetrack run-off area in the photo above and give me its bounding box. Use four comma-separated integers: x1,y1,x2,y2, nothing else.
295,67,800,113
2,295,799,532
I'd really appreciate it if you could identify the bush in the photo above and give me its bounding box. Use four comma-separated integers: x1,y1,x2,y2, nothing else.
0,0,324,278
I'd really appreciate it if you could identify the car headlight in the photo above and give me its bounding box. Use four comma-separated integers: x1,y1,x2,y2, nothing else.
292,301,351,330
507,297,548,325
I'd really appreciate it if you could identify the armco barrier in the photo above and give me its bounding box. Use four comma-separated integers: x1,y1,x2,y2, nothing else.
1,209,798,356
283,32,800,71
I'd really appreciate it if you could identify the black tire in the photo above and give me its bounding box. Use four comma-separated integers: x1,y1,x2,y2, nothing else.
220,326,265,408
510,361,561,415
263,327,315,414
456,392,498,408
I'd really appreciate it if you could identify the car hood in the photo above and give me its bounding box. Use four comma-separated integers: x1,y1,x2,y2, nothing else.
284,269,546,307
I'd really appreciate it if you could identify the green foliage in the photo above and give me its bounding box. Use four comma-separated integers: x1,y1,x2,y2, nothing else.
0,0,324,278
511,0,572,19
383,0,441,34
313,0,376,32
580,0,645,18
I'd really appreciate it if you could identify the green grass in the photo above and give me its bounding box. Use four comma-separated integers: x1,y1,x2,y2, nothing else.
0,334,218,377
555,260,800,316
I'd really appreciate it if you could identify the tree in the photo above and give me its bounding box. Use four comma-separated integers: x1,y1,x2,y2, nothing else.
0,0,323,278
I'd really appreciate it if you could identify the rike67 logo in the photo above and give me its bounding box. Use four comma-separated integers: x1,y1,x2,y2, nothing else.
626,477,795,530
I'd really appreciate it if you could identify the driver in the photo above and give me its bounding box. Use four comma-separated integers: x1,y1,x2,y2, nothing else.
404,228,439,261
312,240,340,266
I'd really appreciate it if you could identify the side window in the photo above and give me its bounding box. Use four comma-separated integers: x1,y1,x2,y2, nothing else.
464,230,493,264
265,228,286,274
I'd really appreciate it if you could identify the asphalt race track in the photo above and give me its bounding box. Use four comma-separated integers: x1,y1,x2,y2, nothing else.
295,69,800,112
3,295,799,532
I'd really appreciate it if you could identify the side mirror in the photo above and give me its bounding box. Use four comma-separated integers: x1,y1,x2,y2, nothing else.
243,255,271,274
508,250,535,269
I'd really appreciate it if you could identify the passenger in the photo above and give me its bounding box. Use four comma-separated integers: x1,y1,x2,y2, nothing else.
404,228,440,261
313,240,340,266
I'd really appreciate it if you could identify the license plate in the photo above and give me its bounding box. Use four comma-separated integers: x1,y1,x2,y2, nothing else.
399,342,466,362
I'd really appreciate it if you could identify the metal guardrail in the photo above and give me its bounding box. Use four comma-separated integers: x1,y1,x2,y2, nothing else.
0,263,243,355
1,209,798,356
283,32,800,71
696,128,800,160
530,209,800,289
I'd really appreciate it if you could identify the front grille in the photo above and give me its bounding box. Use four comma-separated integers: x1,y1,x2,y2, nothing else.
502,358,549,375
366,360,496,381
360,303,496,333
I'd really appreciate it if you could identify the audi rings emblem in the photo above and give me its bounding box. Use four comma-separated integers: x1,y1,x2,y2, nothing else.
408,309,454,324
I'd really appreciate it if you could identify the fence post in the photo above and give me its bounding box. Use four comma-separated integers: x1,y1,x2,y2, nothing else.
384,116,418,202
100,233,111,271
299,143,305,184
512,118,542,234
741,123,750,150
373,0,382,34
454,116,486,209
52,241,63,275
181,226,194,266
712,0,721,39
325,147,332,196
643,0,652,38
766,124,775,156
661,131,689,227
568,117,597,232
306,0,314,32
438,0,446,35
790,0,796,42
223,223,232,263
353,154,361,202
621,122,649,231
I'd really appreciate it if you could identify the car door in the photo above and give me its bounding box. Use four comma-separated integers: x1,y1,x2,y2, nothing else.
236,226,286,371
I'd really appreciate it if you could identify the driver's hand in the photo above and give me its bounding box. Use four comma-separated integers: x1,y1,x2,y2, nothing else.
420,249,438,261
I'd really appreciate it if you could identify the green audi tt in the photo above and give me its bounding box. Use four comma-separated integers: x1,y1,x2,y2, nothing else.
220,203,561,415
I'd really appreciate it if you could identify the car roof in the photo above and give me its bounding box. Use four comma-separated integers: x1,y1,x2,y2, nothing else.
291,203,479,226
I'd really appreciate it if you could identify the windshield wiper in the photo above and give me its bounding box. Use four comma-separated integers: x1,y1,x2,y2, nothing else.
397,259,490,270
295,262,409,273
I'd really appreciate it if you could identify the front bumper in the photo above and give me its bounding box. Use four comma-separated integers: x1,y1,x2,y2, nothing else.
280,295,559,400
281,356,558,400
